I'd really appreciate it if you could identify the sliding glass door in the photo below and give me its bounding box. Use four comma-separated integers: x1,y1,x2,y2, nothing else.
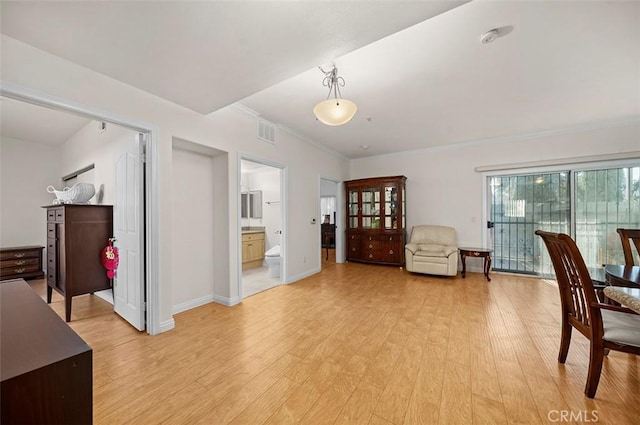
488,165,639,277
575,167,640,267
489,172,570,276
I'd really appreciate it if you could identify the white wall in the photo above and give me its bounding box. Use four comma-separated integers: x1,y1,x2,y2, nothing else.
320,178,338,197
171,146,215,313
59,121,138,205
0,137,61,248
243,168,281,250
1,35,350,328
350,123,640,250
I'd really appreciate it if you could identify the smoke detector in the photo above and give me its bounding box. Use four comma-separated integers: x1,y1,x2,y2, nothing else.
480,28,500,44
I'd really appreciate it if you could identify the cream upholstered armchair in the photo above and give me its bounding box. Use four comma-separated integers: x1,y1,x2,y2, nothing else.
405,225,458,276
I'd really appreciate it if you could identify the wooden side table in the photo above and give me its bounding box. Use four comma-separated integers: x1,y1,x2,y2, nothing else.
459,247,492,281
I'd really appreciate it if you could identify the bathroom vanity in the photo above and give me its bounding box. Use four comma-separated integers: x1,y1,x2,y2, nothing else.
241,228,265,270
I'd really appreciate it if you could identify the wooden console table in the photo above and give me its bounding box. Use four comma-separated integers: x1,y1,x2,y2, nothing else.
1,279,93,424
460,247,493,282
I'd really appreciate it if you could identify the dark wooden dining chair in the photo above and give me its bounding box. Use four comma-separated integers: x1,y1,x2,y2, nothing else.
535,230,640,398
616,228,640,266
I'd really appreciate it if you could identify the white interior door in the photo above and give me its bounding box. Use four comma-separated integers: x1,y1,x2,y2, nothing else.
113,133,145,330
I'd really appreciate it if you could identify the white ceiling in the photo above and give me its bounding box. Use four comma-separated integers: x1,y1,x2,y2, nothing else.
1,1,638,158
0,97,90,145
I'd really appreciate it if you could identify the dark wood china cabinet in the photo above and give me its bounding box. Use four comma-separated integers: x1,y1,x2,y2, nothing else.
345,176,406,266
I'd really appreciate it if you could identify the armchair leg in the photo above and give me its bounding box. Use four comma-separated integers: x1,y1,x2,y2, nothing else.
585,341,605,398
558,318,572,363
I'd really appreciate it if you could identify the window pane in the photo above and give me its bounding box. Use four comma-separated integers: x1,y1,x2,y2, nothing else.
490,171,570,276
575,166,640,268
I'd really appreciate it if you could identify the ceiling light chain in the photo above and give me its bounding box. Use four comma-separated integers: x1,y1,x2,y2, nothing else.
318,66,345,102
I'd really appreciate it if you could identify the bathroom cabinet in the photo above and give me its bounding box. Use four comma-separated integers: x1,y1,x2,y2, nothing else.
242,231,265,270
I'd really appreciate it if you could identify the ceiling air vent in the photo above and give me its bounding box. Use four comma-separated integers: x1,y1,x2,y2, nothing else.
257,119,276,144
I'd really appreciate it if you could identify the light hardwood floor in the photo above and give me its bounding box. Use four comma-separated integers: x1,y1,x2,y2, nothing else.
29,261,639,425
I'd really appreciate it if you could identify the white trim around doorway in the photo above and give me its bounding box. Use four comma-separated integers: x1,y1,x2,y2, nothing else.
237,154,288,300
0,81,163,335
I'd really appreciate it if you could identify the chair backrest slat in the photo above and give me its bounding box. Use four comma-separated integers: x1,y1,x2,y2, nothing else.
617,228,640,266
536,231,600,333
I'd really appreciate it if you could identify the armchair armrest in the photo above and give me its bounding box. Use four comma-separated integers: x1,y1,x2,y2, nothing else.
443,246,458,257
405,243,419,254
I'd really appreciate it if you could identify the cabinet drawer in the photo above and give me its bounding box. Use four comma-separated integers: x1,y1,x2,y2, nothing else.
0,264,41,277
47,223,57,238
47,209,56,221
54,208,65,222
0,249,41,261
47,238,56,252
0,257,40,269
242,232,265,242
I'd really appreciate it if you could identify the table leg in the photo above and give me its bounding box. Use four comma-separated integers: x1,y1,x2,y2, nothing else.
461,254,467,278
65,296,72,322
484,255,492,282
47,285,52,303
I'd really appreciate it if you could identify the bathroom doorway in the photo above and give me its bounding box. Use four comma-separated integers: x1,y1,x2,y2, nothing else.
240,158,284,298
320,178,339,268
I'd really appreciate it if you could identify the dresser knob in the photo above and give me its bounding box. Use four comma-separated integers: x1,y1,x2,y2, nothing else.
369,244,373,249
14,253,25,258
389,250,394,254
15,260,26,266
15,268,25,273
369,254,373,258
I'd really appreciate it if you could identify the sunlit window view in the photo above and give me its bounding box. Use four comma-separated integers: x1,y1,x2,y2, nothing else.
489,166,640,278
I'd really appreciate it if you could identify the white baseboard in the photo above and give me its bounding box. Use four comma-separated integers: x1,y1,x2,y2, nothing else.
172,294,215,315
94,289,114,305
286,267,320,284
213,294,241,306
159,318,175,333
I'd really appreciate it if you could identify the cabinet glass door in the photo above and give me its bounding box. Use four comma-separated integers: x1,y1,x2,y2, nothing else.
384,185,399,229
348,189,359,229
361,188,380,228
402,186,406,229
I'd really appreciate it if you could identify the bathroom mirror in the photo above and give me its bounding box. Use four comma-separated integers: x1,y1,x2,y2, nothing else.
241,190,262,218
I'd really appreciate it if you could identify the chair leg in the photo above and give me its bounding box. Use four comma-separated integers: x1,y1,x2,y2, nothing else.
585,341,605,398
558,319,572,363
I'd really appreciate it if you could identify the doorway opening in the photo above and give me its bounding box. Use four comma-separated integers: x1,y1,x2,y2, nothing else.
320,178,338,267
0,85,160,334
240,158,284,298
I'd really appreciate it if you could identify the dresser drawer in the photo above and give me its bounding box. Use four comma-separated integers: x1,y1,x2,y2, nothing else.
47,223,57,238
0,257,40,269
0,248,42,261
0,264,41,278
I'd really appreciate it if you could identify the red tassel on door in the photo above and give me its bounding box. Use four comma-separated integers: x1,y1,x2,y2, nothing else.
102,238,119,279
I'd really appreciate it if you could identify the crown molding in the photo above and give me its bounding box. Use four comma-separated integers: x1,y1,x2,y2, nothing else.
353,116,640,162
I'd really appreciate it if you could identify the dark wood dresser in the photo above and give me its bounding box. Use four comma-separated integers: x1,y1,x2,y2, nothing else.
1,279,93,424
0,246,45,281
44,204,113,322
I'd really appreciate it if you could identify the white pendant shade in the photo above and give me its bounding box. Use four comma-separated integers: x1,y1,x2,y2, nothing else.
313,98,357,126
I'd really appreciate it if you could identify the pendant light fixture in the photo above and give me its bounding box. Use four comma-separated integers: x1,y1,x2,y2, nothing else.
313,66,357,126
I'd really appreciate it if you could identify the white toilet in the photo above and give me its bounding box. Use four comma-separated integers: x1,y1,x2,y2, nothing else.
264,245,281,278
